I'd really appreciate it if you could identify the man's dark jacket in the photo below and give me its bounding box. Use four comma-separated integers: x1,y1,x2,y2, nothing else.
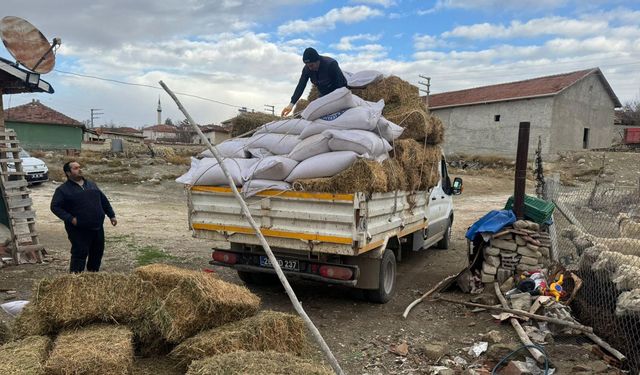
50,179,115,231
290,55,347,104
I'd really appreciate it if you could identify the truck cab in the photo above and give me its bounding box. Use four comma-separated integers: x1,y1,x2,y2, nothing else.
423,156,462,250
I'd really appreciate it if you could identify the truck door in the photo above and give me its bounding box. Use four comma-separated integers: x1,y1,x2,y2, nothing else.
426,157,448,240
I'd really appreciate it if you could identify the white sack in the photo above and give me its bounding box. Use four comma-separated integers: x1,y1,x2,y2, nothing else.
198,138,249,159
241,179,291,198
177,157,257,186
176,157,199,184
287,133,331,161
246,133,300,155
254,119,311,136
301,87,357,121
346,70,384,89
243,156,298,181
376,117,405,142
246,148,273,158
325,129,392,158
299,106,382,139
285,151,358,182
1,300,29,317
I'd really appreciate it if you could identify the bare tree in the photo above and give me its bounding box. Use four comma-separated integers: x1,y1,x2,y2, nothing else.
620,100,640,125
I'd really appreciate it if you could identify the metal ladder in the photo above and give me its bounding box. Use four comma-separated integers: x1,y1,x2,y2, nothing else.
0,129,44,264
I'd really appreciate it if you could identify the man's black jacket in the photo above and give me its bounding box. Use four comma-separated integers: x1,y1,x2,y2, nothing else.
291,55,348,104
50,178,115,231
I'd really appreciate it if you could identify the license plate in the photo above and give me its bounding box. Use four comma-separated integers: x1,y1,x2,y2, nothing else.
32,174,42,178
259,256,299,271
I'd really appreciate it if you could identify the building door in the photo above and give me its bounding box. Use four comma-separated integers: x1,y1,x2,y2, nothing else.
583,128,590,149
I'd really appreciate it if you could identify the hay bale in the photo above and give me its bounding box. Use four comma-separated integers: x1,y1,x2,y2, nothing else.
392,108,431,141
230,112,280,137
351,76,422,115
11,302,52,339
134,263,208,297
45,325,133,375
307,85,319,102
427,115,445,145
0,320,11,345
133,357,183,375
186,351,333,375
154,274,260,343
33,273,158,330
382,158,408,192
393,140,441,191
170,310,308,365
0,336,51,375
294,158,388,194
294,99,309,114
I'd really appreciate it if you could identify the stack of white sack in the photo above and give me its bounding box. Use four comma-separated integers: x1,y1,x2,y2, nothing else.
176,86,405,196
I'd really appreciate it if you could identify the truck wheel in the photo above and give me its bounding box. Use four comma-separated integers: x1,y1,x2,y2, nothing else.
436,219,452,250
366,249,397,303
237,270,279,285
237,270,256,284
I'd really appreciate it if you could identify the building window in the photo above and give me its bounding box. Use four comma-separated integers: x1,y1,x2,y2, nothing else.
494,115,501,122
583,128,590,149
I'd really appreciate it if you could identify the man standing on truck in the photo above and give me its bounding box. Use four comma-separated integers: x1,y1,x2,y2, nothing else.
50,161,117,273
281,47,348,117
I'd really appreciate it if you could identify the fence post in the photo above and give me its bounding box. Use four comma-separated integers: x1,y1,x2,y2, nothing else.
545,174,560,263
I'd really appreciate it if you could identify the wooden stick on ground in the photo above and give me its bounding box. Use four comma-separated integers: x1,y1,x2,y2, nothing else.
403,274,457,319
492,282,546,364
160,81,344,375
585,332,627,364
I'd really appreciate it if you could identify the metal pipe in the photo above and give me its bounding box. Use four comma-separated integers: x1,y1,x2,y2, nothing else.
514,122,530,219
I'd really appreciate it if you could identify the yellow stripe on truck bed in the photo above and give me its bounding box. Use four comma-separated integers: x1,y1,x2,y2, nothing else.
192,223,354,245
191,186,354,202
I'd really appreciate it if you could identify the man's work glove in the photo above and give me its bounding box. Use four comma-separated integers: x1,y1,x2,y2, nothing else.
281,103,294,117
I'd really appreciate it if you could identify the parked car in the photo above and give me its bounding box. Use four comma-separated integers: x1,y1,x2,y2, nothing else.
8,149,49,184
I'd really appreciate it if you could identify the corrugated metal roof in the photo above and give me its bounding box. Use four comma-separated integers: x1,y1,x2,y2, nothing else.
427,68,621,109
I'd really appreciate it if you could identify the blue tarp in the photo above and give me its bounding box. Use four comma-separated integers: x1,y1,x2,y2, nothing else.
465,210,517,241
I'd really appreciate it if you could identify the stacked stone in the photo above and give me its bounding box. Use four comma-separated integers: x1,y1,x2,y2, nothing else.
481,220,552,284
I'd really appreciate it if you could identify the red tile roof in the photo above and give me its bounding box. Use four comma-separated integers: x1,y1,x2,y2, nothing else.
96,126,142,134
143,124,178,133
427,68,621,109
4,99,84,127
200,124,229,133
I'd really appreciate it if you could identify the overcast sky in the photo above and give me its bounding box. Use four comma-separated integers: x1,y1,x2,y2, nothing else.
1,0,639,128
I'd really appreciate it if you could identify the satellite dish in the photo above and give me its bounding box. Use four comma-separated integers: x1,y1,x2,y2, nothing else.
0,16,60,74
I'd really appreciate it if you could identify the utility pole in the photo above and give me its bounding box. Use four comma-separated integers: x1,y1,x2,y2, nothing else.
418,75,431,109
264,104,275,116
90,108,103,128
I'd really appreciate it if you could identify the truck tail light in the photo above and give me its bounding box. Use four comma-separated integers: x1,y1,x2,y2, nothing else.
319,265,353,281
212,251,237,265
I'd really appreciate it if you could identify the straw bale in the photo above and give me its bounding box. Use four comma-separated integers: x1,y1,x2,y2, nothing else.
230,112,280,137
170,310,309,365
186,351,333,375
0,320,10,345
45,325,133,375
33,273,158,330
293,99,309,114
293,158,388,194
307,85,319,102
134,263,209,297
12,302,52,339
427,115,445,145
351,76,422,115
133,357,183,375
382,158,408,192
0,336,51,375
154,274,260,343
392,140,441,191
392,108,431,141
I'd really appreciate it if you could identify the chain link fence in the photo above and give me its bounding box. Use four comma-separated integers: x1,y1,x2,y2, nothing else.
545,177,640,373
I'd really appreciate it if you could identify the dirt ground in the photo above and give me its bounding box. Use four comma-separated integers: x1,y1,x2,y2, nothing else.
2,150,639,374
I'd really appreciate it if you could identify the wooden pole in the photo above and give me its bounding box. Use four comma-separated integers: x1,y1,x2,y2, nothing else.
159,81,344,375
0,88,4,129
403,274,457,318
436,295,593,333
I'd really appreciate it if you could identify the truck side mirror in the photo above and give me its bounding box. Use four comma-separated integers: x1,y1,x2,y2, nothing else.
452,177,463,195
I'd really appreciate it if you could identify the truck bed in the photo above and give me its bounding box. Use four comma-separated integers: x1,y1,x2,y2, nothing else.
188,186,430,256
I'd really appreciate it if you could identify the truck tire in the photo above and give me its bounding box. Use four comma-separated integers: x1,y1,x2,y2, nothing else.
436,218,452,250
366,249,397,303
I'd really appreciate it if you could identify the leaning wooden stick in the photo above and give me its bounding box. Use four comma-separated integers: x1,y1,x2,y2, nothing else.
585,332,627,363
493,283,546,364
403,274,457,318
436,295,593,333
160,81,344,375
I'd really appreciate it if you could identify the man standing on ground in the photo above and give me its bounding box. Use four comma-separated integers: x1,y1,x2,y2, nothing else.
50,161,117,273
281,47,348,116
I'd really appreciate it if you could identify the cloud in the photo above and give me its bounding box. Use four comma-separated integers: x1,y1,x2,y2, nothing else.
442,16,609,40
432,0,570,12
331,34,382,51
414,34,440,50
350,0,396,7
277,6,383,35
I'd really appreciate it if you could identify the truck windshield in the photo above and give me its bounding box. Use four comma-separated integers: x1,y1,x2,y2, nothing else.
19,149,30,158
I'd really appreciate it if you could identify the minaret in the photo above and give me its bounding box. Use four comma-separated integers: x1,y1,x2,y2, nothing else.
157,97,162,125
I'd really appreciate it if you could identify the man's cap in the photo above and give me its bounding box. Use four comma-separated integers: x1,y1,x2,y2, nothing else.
302,47,320,63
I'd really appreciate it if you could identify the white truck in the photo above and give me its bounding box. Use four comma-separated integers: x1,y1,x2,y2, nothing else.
187,155,462,303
